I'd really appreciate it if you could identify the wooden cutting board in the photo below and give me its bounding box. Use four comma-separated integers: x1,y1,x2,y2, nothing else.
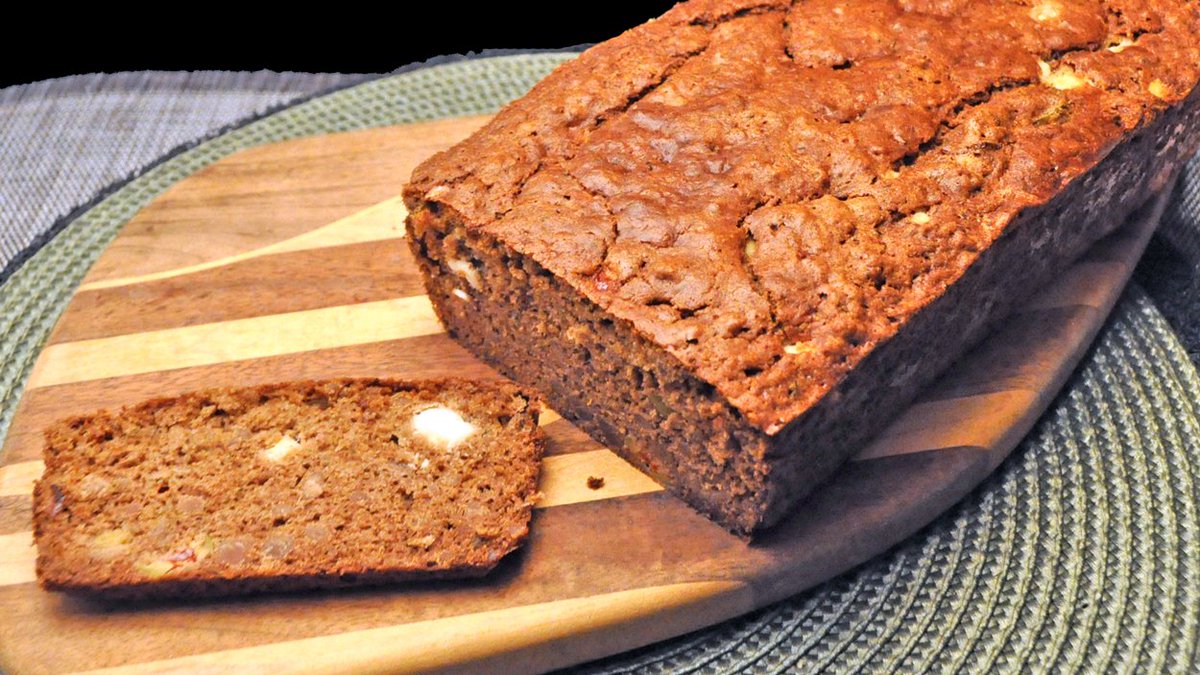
0,116,1169,674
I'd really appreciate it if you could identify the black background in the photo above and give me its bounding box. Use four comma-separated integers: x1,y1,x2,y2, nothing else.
0,4,678,88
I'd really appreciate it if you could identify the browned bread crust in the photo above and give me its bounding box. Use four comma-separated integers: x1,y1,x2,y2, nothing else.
404,0,1200,534
33,378,544,599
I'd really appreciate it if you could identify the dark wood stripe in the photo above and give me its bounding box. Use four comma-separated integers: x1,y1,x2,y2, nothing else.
542,423,608,457
853,443,987,462
748,444,992,604
1080,214,1148,264
3,304,1096,466
0,491,736,672
915,304,1096,403
51,242,424,344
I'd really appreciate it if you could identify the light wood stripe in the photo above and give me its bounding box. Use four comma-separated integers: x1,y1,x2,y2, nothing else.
29,296,443,389
75,580,748,675
0,461,43,498
537,449,662,508
0,495,31,536
78,197,407,292
854,389,1037,461
0,449,664,588
0,532,35,586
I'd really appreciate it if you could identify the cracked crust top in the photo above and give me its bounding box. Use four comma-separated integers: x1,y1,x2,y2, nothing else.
405,0,1200,434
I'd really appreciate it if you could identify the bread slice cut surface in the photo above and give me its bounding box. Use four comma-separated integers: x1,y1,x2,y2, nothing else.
33,378,544,599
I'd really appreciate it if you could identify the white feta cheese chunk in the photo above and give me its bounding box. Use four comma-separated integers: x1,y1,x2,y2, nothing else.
262,435,302,463
411,407,477,450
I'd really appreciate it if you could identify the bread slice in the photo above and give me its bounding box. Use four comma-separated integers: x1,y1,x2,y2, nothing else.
32,378,544,599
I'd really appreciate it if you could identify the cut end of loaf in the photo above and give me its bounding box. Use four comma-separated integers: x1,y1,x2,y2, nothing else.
406,205,783,535
32,378,544,600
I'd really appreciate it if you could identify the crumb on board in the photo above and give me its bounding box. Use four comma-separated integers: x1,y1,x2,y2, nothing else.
587,476,605,490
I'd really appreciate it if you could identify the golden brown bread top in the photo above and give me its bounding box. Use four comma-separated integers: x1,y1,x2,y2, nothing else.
406,0,1200,434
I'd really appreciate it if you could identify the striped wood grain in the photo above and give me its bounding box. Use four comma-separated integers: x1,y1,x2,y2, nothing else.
0,118,1167,675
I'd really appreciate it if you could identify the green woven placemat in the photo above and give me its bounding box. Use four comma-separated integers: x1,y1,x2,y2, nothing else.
2,54,1198,673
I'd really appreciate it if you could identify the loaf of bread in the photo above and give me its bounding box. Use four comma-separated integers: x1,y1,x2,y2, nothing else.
33,378,544,599
404,0,1200,534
